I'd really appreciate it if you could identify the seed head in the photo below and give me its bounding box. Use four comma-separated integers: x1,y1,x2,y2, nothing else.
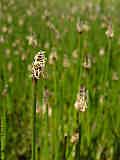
74,85,88,112
49,48,57,64
76,18,83,34
26,35,37,46
72,49,78,59
63,55,70,68
105,24,114,39
112,72,119,81
83,56,91,70
99,48,105,56
70,132,79,144
2,84,8,97
32,50,47,80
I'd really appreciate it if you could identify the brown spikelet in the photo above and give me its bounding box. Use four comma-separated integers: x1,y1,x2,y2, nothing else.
32,50,47,80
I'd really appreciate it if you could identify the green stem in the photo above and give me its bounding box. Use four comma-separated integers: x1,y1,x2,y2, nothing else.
75,113,81,160
1,69,7,160
45,95,49,159
32,78,37,160
63,136,67,160
105,40,111,86
102,39,112,106
1,101,7,160
52,63,58,160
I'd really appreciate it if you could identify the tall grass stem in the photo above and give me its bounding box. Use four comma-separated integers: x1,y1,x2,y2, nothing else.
32,78,37,160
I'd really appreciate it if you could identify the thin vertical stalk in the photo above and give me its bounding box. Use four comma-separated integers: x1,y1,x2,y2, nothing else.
74,33,84,160
102,39,112,109
32,78,37,160
104,40,111,87
100,0,104,14
102,39,112,131
44,87,49,159
1,100,7,160
53,62,59,160
46,103,49,158
75,112,81,160
63,136,67,160
1,70,7,160
72,33,84,160
73,35,83,104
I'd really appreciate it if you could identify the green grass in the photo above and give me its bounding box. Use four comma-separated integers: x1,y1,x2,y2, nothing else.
0,0,120,159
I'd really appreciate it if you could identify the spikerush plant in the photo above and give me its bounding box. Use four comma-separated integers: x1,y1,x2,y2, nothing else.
74,85,88,160
32,50,47,160
1,84,8,160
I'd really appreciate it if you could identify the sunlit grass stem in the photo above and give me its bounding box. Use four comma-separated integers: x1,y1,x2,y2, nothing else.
101,39,112,110
63,135,67,160
53,62,59,159
1,72,7,160
32,78,37,160
104,39,112,87
1,99,7,160
75,112,81,160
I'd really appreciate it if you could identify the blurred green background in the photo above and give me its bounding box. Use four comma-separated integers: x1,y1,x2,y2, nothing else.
1,0,120,159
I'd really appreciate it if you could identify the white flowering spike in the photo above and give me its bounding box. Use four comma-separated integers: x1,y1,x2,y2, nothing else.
70,132,79,144
105,25,114,39
74,85,88,112
32,50,47,79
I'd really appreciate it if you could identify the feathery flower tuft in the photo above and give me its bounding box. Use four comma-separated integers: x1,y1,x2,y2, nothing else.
49,48,57,64
26,35,37,46
74,85,88,112
2,84,8,98
76,18,83,34
105,24,114,39
99,48,105,56
112,72,119,81
70,132,79,144
83,56,91,70
32,50,47,80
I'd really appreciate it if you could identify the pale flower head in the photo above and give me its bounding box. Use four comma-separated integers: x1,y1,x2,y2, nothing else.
44,41,50,49
32,50,47,80
83,56,91,70
26,35,37,46
99,48,105,56
2,26,7,33
72,49,78,59
63,55,70,68
83,23,90,32
105,24,114,39
21,54,27,61
8,62,12,72
112,72,119,81
49,48,57,64
70,132,79,144
74,85,88,112
76,18,83,34
42,104,52,117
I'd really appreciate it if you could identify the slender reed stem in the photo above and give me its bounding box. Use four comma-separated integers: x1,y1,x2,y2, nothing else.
32,78,37,160
75,113,81,160
1,101,7,160
52,63,58,159
102,39,112,107
1,71,8,160
104,40,111,86
63,136,67,160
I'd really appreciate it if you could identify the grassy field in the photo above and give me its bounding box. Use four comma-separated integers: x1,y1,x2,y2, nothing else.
1,0,120,159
